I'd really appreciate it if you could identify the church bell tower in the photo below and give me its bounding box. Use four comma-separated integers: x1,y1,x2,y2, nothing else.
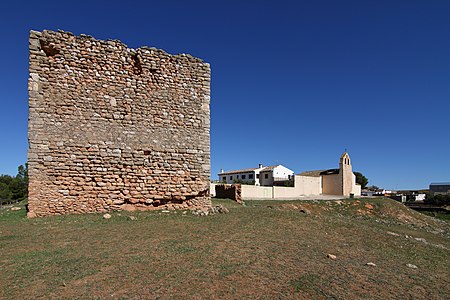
339,151,353,196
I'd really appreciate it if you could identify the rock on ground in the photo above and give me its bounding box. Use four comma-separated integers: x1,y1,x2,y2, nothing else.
327,254,337,260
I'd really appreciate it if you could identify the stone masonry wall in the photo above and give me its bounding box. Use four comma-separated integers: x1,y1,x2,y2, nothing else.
215,184,242,203
28,29,211,217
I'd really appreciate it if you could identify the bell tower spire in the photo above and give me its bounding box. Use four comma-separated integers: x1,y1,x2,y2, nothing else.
339,151,353,196
340,150,351,168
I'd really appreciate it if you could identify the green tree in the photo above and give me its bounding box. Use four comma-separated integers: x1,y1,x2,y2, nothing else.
17,163,28,183
0,163,28,203
367,185,379,191
0,175,13,201
14,163,28,200
354,172,368,189
425,193,450,206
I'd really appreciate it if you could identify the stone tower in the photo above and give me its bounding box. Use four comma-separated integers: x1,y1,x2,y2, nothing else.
28,29,211,217
339,151,353,197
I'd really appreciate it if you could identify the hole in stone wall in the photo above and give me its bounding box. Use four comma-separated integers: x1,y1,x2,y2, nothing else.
150,68,158,74
143,150,151,155
131,52,142,75
39,40,60,57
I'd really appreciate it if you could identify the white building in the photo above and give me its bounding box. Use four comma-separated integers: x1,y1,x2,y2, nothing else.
218,164,294,186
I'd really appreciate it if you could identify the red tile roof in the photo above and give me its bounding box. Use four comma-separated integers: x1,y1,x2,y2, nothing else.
219,165,280,175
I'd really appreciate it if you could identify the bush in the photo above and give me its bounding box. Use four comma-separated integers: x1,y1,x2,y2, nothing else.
424,193,450,206
273,180,294,187
232,179,256,185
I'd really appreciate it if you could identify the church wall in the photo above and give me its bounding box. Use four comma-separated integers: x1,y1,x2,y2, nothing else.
322,174,342,195
294,175,322,195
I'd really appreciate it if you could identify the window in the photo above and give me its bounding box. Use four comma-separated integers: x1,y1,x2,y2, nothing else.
256,174,259,179
249,174,254,179
229,176,233,180
236,175,239,179
222,177,226,181
264,174,268,179
242,175,246,179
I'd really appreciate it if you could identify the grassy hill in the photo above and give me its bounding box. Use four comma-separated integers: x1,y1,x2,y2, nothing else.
0,198,448,299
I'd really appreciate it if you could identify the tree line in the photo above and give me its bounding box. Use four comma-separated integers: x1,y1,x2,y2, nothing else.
0,164,28,205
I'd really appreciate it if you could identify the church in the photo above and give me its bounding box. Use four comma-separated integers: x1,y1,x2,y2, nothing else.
297,151,361,197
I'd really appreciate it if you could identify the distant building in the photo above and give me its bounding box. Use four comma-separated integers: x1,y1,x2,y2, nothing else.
414,194,426,201
218,164,294,186
377,189,393,196
389,191,426,202
429,182,450,195
361,190,375,196
361,189,393,197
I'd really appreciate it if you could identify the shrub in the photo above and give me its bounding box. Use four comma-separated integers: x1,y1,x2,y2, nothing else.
424,193,450,206
232,179,255,185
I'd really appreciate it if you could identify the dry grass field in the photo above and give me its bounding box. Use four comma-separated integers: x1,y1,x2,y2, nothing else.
0,198,449,299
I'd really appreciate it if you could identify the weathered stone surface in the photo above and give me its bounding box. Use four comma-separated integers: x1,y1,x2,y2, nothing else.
215,184,243,203
28,29,211,217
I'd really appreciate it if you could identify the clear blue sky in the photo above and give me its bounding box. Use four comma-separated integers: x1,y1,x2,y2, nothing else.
0,0,449,190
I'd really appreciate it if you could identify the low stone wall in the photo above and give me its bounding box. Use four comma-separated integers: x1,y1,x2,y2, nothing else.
215,184,242,203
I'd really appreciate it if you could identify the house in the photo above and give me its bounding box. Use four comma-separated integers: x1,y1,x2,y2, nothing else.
218,164,294,186
429,182,450,195
297,152,361,197
390,191,426,202
361,189,394,197
394,190,427,202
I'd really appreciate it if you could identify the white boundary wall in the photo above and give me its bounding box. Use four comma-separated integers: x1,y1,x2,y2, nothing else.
241,185,273,199
210,183,217,197
241,175,322,200
215,175,359,200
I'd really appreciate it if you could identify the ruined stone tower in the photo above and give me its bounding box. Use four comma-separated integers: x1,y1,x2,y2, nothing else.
28,29,211,217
